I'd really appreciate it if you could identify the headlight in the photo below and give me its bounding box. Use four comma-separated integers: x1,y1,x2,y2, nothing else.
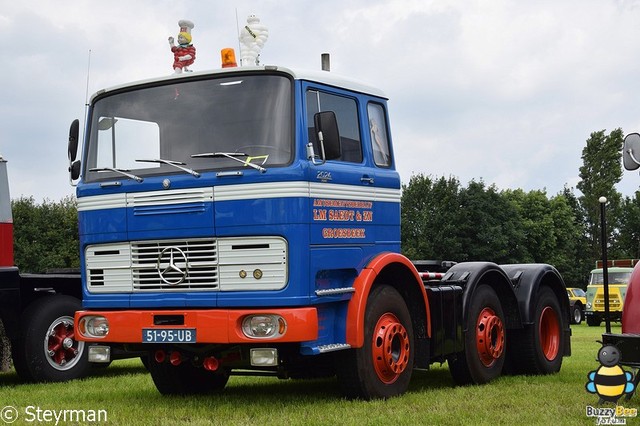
242,315,286,339
586,303,592,309
78,316,110,338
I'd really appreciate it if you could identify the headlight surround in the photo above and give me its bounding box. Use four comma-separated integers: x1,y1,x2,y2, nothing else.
78,315,110,338
242,314,286,339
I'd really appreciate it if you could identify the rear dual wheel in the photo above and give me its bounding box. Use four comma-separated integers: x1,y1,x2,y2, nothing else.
449,285,506,385
508,286,564,375
509,286,566,374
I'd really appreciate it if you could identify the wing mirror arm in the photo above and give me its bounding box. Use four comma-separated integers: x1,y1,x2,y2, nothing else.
627,148,640,167
307,131,327,165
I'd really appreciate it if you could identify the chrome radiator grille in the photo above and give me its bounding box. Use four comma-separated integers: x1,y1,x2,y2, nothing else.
85,236,287,293
131,239,218,291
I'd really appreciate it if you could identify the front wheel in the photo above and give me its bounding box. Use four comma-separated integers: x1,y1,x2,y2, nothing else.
147,357,229,395
336,285,414,400
449,285,506,385
11,295,91,382
571,304,583,325
587,315,601,327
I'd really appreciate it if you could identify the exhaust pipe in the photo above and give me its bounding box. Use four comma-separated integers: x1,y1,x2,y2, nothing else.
321,53,330,72
0,155,13,267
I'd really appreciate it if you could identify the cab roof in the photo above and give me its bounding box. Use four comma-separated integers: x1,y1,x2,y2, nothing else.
590,267,634,273
90,65,388,103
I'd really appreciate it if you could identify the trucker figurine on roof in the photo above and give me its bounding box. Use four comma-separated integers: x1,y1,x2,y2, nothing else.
168,19,196,73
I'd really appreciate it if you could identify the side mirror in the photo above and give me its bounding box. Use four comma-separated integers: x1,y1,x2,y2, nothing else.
313,111,341,161
623,133,640,171
68,119,79,162
68,119,80,182
69,160,81,180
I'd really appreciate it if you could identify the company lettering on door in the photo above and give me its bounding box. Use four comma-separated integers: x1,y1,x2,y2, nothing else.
312,199,373,239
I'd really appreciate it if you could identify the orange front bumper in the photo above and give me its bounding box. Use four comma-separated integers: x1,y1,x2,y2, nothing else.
75,307,318,343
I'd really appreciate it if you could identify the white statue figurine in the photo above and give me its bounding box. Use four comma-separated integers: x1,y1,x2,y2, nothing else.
239,15,269,66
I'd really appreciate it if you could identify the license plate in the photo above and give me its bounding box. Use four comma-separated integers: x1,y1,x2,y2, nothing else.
142,328,196,343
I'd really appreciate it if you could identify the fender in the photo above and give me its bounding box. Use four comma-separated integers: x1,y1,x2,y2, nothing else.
500,263,569,326
444,262,522,330
345,252,430,348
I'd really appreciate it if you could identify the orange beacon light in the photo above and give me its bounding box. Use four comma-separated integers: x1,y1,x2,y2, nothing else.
221,48,238,68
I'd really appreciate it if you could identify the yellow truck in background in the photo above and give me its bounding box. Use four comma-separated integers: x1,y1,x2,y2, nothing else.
566,287,586,324
585,259,638,326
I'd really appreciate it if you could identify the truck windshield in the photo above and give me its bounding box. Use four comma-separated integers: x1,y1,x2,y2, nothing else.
590,272,632,284
83,74,293,182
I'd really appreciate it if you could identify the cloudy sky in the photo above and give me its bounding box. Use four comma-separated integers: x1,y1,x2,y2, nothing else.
2,0,640,201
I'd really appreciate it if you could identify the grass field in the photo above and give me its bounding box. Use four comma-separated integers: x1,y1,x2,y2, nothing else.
0,323,637,425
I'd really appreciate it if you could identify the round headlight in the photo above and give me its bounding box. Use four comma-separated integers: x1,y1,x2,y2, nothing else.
80,316,110,338
242,315,286,339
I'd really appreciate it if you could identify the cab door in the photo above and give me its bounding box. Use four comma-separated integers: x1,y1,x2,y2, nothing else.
305,85,377,248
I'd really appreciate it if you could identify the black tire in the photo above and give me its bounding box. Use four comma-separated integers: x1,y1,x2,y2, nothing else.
587,315,601,327
11,295,91,382
147,357,229,395
336,285,414,400
448,285,506,385
570,304,583,325
507,286,565,375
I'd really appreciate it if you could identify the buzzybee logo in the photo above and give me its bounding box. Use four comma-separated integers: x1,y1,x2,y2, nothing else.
586,345,635,404
585,345,638,424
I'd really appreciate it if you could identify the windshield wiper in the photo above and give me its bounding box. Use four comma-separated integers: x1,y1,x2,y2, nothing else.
191,152,267,173
89,167,144,182
136,158,200,178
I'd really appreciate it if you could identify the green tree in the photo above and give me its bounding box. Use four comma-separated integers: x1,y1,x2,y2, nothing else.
576,128,624,260
401,175,589,285
503,189,555,263
401,174,464,260
548,192,591,287
12,196,79,272
456,180,525,263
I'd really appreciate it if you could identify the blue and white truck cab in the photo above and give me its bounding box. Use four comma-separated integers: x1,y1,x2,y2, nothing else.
71,58,570,399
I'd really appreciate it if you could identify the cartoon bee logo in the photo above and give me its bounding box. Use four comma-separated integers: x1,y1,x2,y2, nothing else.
586,345,635,404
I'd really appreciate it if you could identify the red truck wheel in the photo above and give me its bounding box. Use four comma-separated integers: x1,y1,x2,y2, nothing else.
371,312,411,384
449,285,506,385
506,286,565,375
336,285,414,399
512,286,565,374
12,295,91,382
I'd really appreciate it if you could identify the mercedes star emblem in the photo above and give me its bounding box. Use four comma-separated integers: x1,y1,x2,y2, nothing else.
157,246,189,285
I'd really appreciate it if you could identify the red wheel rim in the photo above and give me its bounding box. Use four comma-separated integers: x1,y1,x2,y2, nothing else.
45,316,82,371
371,313,410,384
475,307,505,367
539,306,560,361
